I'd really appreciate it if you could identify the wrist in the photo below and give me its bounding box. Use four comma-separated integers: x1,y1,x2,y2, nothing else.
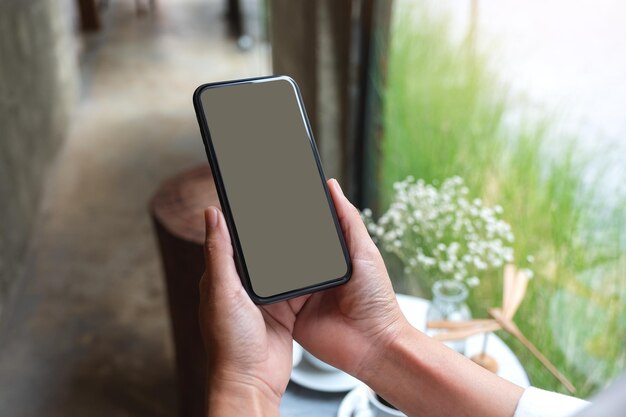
207,368,281,417
354,317,414,383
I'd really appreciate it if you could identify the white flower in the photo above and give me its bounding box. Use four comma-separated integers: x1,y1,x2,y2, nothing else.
364,176,519,290
467,276,480,287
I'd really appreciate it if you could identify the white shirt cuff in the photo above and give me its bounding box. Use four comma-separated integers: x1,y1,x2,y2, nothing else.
513,387,589,417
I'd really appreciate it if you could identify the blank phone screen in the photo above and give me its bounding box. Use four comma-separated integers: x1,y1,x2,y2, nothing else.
198,77,349,299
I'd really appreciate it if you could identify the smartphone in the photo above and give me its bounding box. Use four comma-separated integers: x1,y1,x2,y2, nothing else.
193,75,351,304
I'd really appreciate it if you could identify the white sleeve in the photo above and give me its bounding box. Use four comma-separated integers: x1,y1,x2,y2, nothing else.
513,387,589,417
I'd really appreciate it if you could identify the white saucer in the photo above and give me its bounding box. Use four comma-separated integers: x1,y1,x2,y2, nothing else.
290,343,360,393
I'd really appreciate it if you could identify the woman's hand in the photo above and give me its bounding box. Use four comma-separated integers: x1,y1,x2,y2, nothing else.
199,206,309,416
291,179,408,378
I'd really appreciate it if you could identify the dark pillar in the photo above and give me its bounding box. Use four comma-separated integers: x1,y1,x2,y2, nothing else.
268,0,393,211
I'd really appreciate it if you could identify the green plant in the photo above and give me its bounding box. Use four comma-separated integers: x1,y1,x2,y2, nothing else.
381,4,626,397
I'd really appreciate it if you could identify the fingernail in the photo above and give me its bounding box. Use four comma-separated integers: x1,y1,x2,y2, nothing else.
332,178,344,196
206,206,219,228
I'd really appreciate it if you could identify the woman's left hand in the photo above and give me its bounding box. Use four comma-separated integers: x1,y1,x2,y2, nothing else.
199,206,309,416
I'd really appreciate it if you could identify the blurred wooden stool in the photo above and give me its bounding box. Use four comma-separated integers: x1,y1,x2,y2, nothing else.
150,165,219,417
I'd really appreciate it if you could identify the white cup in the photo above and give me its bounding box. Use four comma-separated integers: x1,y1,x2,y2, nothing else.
365,389,406,417
302,350,339,372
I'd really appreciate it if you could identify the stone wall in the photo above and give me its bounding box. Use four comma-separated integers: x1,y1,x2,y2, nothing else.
0,0,77,321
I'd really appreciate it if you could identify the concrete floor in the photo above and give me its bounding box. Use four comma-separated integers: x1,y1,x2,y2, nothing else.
0,1,269,415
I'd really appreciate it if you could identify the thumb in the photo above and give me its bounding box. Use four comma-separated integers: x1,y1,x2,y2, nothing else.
201,206,241,297
327,179,379,259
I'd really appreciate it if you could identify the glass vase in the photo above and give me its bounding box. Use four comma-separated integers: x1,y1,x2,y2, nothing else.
426,279,472,354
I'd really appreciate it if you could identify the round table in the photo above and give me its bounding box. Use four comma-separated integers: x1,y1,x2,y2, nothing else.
280,293,529,417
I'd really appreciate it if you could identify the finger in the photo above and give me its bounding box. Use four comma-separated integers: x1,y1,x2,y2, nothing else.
201,206,242,296
327,178,378,258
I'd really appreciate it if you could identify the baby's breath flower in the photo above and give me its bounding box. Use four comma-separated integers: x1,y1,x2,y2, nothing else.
360,176,517,290
467,276,481,287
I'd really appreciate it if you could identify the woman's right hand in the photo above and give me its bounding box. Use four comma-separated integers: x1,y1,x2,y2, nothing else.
294,179,525,417
292,179,409,379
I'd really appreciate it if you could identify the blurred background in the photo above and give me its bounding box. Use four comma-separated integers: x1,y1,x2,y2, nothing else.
0,0,624,416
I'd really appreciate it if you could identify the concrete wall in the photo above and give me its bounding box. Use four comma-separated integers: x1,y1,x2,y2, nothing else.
0,0,77,321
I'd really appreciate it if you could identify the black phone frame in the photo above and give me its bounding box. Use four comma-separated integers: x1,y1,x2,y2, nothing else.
193,75,352,304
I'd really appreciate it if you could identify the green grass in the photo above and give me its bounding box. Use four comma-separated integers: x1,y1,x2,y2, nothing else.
380,5,626,397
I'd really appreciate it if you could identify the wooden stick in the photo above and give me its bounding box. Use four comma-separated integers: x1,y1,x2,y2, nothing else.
427,319,496,330
489,308,576,393
502,264,516,318
505,269,529,320
433,322,501,342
